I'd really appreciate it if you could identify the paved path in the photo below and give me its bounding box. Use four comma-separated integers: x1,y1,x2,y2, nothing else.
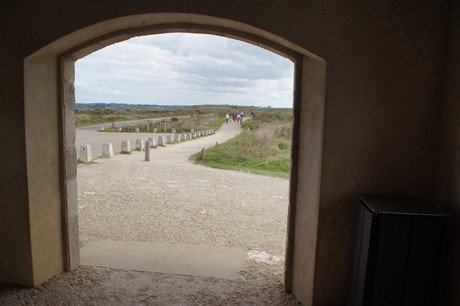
76,117,190,159
76,129,170,159
75,123,241,159
77,116,188,131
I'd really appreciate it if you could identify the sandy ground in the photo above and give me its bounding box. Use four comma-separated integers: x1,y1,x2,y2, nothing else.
0,122,301,305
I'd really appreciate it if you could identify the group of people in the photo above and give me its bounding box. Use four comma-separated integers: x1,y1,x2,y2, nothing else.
225,111,244,124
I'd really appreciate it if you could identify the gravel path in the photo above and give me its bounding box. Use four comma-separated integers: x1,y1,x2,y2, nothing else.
0,122,299,305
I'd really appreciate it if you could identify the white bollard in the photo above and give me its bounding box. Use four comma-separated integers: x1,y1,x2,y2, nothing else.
121,140,131,154
153,128,158,133
187,133,192,140
175,134,181,142
166,135,172,144
158,136,165,146
102,143,113,158
135,139,144,151
145,141,151,161
79,145,92,162
135,128,140,133
148,137,156,147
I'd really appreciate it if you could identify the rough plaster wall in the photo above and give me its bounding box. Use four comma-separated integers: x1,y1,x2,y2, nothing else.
24,57,64,285
0,0,451,303
436,1,460,304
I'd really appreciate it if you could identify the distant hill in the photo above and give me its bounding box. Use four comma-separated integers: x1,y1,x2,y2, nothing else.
75,103,182,109
75,103,291,111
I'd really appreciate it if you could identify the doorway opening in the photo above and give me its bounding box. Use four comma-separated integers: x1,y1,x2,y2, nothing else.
23,14,325,305
75,33,295,297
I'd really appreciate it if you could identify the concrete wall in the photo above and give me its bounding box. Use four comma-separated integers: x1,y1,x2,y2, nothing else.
0,1,453,304
436,1,460,304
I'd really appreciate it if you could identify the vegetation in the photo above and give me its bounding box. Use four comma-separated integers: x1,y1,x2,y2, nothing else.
75,104,288,128
77,159,98,164
75,107,217,128
192,111,293,178
100,113,225,133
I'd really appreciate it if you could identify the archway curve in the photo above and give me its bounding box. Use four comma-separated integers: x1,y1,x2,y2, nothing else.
24,13,325,305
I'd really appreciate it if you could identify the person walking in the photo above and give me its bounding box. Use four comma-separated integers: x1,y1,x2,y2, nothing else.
225,113,229,123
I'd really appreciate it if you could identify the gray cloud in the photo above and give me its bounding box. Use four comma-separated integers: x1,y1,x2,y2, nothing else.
75,33,294,107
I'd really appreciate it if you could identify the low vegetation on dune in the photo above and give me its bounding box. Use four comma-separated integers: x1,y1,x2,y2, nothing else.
102,113,225,134
74,104,281,128
192,111,293,178
75,108,186,127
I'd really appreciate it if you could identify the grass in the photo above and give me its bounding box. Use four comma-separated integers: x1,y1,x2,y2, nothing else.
99,114,225,134
75,108,206,128
192,112,293,178
77,159,98,164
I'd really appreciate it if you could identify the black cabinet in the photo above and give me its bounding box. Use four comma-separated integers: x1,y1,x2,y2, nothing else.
349,195,447,306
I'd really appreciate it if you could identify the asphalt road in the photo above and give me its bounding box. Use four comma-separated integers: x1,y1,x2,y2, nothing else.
77,117,180,131
76,117,187,159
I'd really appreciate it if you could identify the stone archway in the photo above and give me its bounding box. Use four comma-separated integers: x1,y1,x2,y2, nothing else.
24,13,325,305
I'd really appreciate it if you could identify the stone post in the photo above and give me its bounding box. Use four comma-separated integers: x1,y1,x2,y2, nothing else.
79,145,92,162
135,139,144,151
148,137,156,147
102,143,113,158
135,128,140,133
158,136,165,146
153,128,158,133
121,140,131,154
201,148,206,160
175,134,181,142
145,141,151,161
166,135,172,144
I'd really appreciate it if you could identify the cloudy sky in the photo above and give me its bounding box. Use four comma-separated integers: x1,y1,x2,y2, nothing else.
75,33,294,108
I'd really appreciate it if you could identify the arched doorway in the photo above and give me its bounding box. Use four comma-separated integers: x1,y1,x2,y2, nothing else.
23,13,325,304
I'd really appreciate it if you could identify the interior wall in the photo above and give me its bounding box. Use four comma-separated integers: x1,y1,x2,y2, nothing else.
0,1,452,304
0,54,34,286
436,0,460,304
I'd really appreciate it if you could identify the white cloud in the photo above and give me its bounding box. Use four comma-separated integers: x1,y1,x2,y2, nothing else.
75,33,294,107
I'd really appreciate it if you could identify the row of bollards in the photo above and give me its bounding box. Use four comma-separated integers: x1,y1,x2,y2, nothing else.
79,129,215,162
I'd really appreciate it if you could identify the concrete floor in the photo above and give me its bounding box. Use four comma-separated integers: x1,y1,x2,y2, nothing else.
81,240,246,279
